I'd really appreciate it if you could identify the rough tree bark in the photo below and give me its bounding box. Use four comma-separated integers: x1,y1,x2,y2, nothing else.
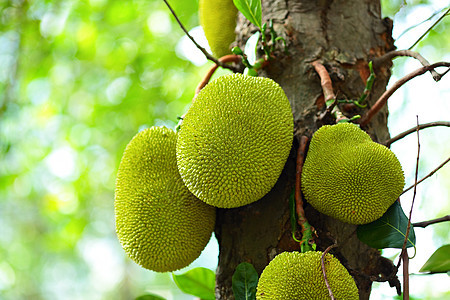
214,1,398,299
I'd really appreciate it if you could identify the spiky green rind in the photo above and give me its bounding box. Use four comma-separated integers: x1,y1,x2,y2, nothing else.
256,251,359,300
199,0,237,58
115,126,216,272
176,74,293,208
301,123,405,225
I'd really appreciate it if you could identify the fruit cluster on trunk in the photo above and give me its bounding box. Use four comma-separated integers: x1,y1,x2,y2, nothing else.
215,1,397,299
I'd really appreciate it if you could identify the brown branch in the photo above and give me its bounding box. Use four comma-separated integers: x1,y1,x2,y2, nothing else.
412,215,450,228
384,121,450,147
162,0,238,73
402,156,450,195
372,50,440,81
195,55,241,95
295,136,309,230
311,60,336,103
321,244,337,300
402,250,410,300
360,62,450,126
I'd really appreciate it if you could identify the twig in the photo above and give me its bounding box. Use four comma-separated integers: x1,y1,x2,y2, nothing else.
402,156,450,195
406,116,420,246
360,62,450,126
402,250,410,300
412,215,450,228
162,0,238,73
195,54,241,95
311,60,336,103
397,117,420,277
384,121,450,147
372,50,441,81
409,7,450,50
321,244,337,300
397,7,449,39
440,67,450,78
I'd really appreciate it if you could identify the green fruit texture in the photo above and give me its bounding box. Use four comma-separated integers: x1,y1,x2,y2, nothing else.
115,126,216,272
256,251,359,300
301,123,405,225
199,0,237,58
176,73,293,208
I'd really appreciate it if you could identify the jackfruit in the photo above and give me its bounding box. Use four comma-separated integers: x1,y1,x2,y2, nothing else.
256,251,359,300
301,122,405,225
176,73,293,208
115,126,216,272
199,0,237,58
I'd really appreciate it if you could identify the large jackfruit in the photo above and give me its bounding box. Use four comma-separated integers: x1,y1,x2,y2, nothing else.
115,126,216,272
301,123,405,225
256,251,359,300
199,0,237,58
176,74,293,208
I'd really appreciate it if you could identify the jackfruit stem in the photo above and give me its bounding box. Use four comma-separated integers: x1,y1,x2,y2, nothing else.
295,136,316,252
194,54,241,95
300,221,315,253
162,0,238,73
295,136,308,228
289,192,301,243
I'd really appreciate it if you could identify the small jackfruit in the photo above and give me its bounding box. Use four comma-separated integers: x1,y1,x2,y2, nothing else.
301,123,405,225
256,251,359,300
199,0,237,58
176,74,293,208
115,126,216,272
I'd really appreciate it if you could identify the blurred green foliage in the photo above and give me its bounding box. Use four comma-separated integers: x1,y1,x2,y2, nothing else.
0,0,448,299
0,0,217,299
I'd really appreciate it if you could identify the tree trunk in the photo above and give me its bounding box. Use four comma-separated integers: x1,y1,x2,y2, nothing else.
215,0,397,299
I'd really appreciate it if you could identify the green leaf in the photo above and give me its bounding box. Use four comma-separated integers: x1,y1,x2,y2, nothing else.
232,262,258,300
232,0,262,29
135,294,166,300
419,244,450,273
244,31,260,65
244,67,258,77
172,268,215,300
357,201,416,249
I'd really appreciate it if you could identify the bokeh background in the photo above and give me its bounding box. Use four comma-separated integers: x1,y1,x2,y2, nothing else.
0,0,449,299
